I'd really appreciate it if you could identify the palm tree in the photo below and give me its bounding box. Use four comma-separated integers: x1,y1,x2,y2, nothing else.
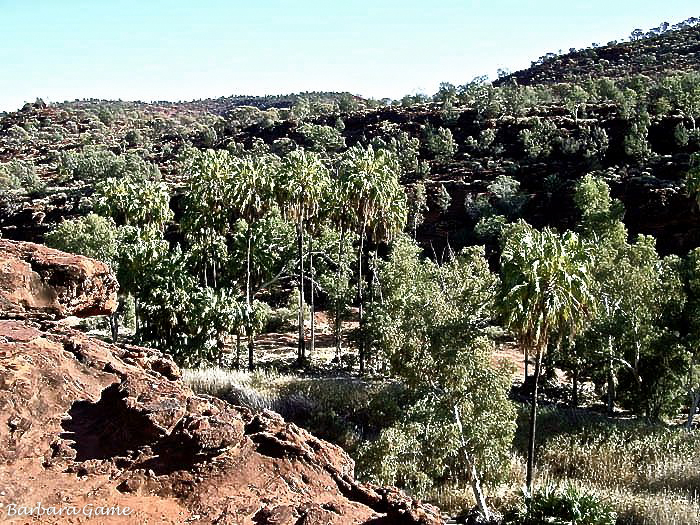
276,149,331,363
181,148,235,289
229,155,278,370
498,221,595,492
338,145,406,373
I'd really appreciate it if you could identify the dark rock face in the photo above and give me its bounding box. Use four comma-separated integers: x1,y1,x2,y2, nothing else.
0,240,443,525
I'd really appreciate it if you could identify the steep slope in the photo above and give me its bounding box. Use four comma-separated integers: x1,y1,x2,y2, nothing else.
496,18,700,86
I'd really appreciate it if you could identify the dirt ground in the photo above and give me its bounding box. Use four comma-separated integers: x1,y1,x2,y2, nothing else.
254,309,529,381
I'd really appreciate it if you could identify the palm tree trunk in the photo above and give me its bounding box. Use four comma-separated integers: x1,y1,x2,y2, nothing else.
572,366,579,408
109,312,119,343
309,235,315,356
335,227,345,359
134,296,140,338
607,336,615,414
297,220,306,362
358,226,366,375
246,224,254,370
217,337,225,367
236,334,241,370
524,345,529,381
526,346,543,493
687,391,700,430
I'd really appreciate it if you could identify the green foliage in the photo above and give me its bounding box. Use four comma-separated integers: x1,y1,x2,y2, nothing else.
406,182,428,237
338,144,407,242
504,485,616,525
45,213,120,269
358,236,515,495
499,222,596,353
371,128,429,182
624,109,652,161
297,122,346,153
422,125,456,162
434,184,451,214
94,174,172,228
0,159,43,195
277,149,331,224
573,174,626,244
58,148,159,183
520,117,559,159
573,176,688,419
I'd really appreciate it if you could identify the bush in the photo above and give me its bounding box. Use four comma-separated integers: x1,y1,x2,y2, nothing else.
423,125,456,161
57,148,159,183
298,123,346,153
0,160,44,195
44,213,120,268
504,485,616,525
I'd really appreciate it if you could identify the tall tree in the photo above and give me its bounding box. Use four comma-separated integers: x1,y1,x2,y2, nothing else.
360,236,515,518
498,221,595,492
229,154,279,370
182,148,236,289
338,145,406,373
276,149,331,363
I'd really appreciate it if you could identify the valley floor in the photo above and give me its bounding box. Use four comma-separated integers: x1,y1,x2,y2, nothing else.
177,309,700,525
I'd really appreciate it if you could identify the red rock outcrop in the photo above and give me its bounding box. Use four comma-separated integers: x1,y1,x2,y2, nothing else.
0,240,443,524
0,239,118,319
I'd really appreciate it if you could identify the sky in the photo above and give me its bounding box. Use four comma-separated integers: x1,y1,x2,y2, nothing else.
0,1,698,112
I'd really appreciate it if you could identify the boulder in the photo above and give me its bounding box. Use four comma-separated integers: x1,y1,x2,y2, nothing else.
0,239,117,318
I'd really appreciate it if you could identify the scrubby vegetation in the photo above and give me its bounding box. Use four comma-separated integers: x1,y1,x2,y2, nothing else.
3,16,700,524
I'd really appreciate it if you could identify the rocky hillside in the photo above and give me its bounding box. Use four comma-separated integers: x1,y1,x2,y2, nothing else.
2,19,700,258
0,239,442,525
496,17,700,85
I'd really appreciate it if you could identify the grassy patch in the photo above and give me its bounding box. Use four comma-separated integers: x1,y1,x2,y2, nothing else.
183,367,411,451
184,368,700,524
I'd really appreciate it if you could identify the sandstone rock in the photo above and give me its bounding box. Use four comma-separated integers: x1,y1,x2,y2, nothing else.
0,239,118,318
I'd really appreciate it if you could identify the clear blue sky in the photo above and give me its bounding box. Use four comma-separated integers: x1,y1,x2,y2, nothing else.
0,1,698,112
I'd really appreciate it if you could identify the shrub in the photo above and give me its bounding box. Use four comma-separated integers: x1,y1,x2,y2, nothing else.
45,213,120,268
504,485,616,525
423,125,456,161
57,148,159,183
298,123,346,153
0,160,43,195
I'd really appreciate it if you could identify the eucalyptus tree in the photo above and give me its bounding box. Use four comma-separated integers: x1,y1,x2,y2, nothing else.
498,221,596,492
663,72,700,130
573,175,687,418
45,213,122,341
229,153,279,370
276,148,331,362
338,145,407,373
360,236,514,518
407,182,428,239
684,249,700,429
